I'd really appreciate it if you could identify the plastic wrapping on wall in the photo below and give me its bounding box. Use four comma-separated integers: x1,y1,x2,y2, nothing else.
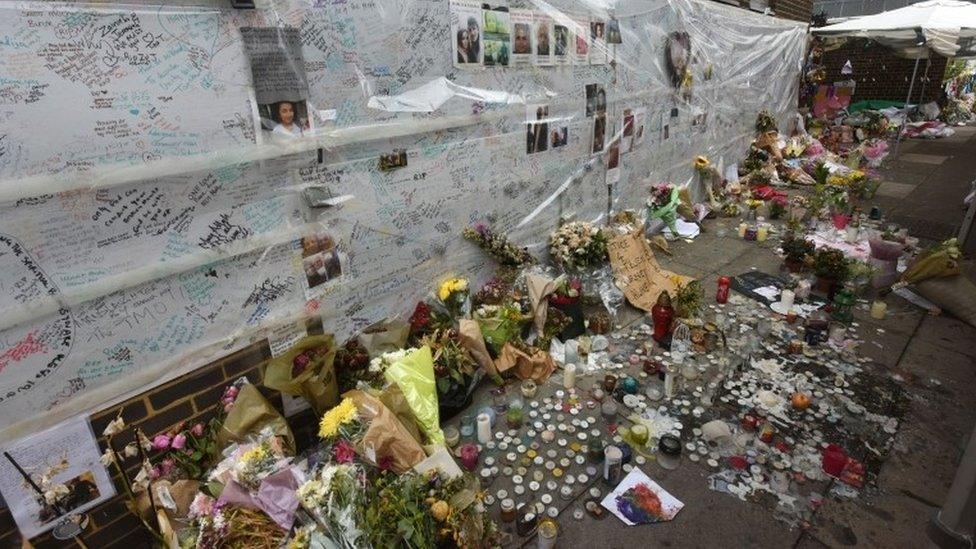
0,0,805,438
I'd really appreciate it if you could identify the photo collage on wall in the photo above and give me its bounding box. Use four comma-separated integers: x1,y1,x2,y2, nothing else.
450,0,617,70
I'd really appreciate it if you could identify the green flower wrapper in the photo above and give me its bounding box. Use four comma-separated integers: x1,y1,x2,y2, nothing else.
383,346,444,445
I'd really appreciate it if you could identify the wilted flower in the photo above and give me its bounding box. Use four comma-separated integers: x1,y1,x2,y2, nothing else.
123,443,139,458
100,448,116,467
43,484,69,505
102,415,126,437
191,423,205,437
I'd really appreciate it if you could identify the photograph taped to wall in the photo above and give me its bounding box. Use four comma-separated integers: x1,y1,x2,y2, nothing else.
551,123,568,149
510,9,533,65
554,23,570,64
452,0,484,67
606,134,621,184
0,417,114,539
301,231,343,295
378,149,409,171
661,110,671,141
607,18,622,44
241,27,312,142
533,12,553,66
585,83,607,117
526,104,550,154
589,19,607,64
482,2,511,67
630,107,647,152
573,15,590,64
592,113,606,153
622,108,635,151
666,31,693,99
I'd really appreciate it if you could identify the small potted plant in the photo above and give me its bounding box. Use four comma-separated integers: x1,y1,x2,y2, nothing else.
868,228,905,261
813,248,849,297
781,236,815,273
672,279,704,319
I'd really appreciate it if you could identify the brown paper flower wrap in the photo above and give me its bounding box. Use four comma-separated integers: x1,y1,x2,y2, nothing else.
342,390,427,473
217,383,296,455
493,342,556,382
262,334,338,416
357,320,411,358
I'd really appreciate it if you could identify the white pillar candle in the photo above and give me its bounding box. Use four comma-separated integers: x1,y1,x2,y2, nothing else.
779,289,795,311
563,363,577,389
664,372,676,399
476,413,492,444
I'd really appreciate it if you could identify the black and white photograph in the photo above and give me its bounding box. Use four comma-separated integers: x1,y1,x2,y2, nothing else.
592,113,606,153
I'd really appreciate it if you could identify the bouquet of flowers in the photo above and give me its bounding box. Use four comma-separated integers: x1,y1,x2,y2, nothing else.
189,500,286,549
693,155,712,176
755,109,778,134
418,329,479,413
548,221,609,269
146,419,220,480
473,277,508,306
208,434,290,491
263,334,338,415
437,277,470,320
645,183,680,235
462,223,534,267
334,339,379,394
319,392,427,472
473,301,528,355
672,278,703,319
547,277,585,340
297,463,368,549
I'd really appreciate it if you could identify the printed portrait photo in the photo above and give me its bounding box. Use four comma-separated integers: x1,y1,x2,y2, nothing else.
258,100,311,139
513,22,531,55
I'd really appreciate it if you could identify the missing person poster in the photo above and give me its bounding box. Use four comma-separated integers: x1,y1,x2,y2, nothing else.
0,417,115,538
510,9,533,66
241,27,312,140
451,0,484,68
533,12,553,66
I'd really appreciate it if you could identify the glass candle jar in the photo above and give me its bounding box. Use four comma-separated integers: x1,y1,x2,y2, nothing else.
459,443,479,471
459,414,475,438
520,379,538,399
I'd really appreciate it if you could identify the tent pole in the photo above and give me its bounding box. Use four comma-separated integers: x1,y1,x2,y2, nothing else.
894,54,922,163
917,56,932,105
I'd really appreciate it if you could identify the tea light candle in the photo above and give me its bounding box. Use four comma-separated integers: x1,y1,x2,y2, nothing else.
779,289,795,312
477,413,492,444
870,299,887,319
563,363,577,389
738,222,748,238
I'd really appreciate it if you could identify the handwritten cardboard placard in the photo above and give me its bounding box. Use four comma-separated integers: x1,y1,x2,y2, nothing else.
608,231,691,311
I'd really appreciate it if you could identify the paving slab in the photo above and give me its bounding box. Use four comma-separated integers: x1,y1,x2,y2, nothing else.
875,181,916,199
898,153,949,165
543,461,803,549
807,490,936,548
913,314,976,359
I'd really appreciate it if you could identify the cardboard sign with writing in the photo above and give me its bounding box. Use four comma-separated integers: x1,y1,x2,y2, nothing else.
608,231,691,311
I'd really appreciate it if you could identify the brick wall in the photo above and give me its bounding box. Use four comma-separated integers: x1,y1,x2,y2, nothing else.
0,320,323,549
821,38,948,104
772,0,813,22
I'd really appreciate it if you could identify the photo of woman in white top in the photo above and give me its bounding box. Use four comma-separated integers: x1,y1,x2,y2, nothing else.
271,100,304,137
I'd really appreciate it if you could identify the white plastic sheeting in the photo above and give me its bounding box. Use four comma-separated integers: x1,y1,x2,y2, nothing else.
0,0,805,438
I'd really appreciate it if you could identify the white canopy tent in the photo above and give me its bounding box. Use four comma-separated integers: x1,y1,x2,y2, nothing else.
813,0,976,161
813,0,976,59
